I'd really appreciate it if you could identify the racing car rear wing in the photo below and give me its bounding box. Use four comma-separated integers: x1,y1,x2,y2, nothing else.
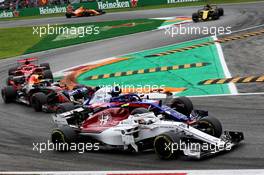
17,57,38,64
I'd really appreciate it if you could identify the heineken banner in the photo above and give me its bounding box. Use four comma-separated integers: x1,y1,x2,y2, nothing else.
18,2,98,17
0,0,202,18
97,0,202,9
0,10,14,18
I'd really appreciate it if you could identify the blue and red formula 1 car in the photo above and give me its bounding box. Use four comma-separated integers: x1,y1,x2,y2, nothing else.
57,87,217,136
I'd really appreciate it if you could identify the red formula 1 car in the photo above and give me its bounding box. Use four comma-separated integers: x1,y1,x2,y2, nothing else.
7,58,53,87
65,6,105,18
1,79,70,112
2,77,96,113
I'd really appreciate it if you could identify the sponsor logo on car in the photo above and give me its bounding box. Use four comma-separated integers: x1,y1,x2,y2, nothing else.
99,113,112,125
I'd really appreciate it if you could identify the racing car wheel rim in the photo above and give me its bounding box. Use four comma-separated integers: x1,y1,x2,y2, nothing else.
154,135,173,160
196,121,215,136
51,130,66,144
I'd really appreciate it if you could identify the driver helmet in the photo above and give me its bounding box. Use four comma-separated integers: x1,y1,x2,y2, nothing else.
28,73,41,85
205,4,211,9
25,60,30,65
110,86,122,97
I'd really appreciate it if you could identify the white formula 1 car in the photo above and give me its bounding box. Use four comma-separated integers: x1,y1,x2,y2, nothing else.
51,106,244,160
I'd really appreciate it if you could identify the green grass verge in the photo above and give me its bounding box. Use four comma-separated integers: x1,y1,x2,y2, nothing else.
0,0,263,21
25,18,164,53
0,27,42,59
0,18,165,59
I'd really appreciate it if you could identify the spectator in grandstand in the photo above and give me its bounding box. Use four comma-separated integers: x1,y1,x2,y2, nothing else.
15,0,18,10
9,1,14,10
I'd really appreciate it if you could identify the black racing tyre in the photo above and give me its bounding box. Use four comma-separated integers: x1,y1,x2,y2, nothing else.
212,10,220,20
31,92,47,112
84,11,91,16
1,86,17,103
56,102,75,114
65,13,72,18
192,12,199,22
170,96,193,116
6,76,14,85
97,9,105,14
218,8,224,16
196,116,222,138
154,132,181,160
40,63,50,70
51,126,77,151
8,66,18,76
43,70,54,81
131,107,149,115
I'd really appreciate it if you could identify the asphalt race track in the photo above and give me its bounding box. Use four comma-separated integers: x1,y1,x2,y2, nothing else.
0,2,264,171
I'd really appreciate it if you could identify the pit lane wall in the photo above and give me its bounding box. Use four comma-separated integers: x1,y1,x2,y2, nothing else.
0,0,202,18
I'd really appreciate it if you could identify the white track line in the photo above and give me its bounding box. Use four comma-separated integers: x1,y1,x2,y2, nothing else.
212,35,238,95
